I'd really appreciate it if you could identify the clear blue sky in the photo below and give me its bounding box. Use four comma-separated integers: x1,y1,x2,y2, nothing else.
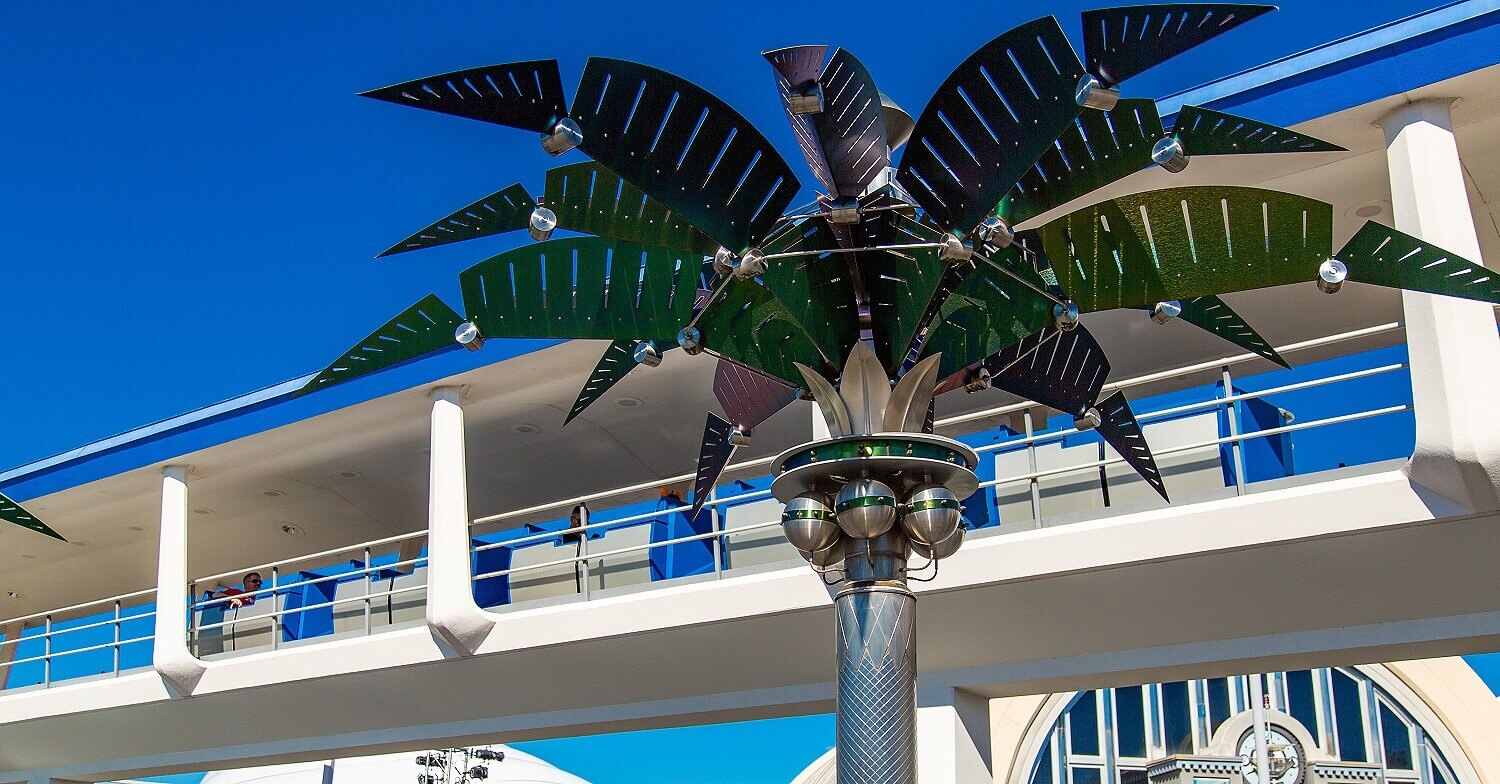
4,2,1495,783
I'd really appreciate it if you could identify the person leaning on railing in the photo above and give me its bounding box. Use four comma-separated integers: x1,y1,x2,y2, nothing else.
212,572,263,609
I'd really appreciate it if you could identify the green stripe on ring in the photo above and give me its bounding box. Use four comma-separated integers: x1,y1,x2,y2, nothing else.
908,498,960,513
783,509,836,521
835,496,895,512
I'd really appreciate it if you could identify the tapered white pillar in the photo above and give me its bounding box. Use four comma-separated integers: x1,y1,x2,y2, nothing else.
916,685,993,784
425,386,493,655
153,465,207,696
1380,99,1500,511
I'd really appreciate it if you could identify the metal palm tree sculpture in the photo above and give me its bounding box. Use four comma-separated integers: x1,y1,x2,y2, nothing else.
307,6,1499,782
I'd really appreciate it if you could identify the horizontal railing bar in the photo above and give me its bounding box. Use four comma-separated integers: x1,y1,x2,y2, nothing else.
0,589,157,629
191,555,428,610
980,404,1410,488
473,520,783,582
193,531,427,586
0,613,156,646
190,584,427,635
4,636,154,669
970,363,1408,456
472,488,778,553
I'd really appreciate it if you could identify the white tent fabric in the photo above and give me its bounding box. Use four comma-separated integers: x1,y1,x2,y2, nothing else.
197,748,590,784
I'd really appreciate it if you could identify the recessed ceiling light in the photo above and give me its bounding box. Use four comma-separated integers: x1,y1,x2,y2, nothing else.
280,524,304,536
126,525,145,532
336,470,363,479
1353,202,1385,218
511,423,539,434
617,397,643,408
193,508,214,515
261,490,285,498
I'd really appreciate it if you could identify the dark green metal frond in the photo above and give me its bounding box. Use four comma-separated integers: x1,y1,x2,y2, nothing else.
1082,4,1275,86
459,237,698,342
1036,186,1334,311
572,58,801,252
999,99,1164,225
564,339,671,424
689,413,738,522
543,162,720,256
360,60,569,134
1,492,64,541
1176,295,1290,367
919,247,1057,381
810,48,890,197
759,220,861,365
1173,105,1345,157
694,277,831,388
300,294,462,395
1096,391,1168,501
862,212,950,371
378,184,536,257
1336,222,1500,303
898,16,1085,234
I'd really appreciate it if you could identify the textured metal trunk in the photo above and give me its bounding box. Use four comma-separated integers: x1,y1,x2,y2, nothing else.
835,582,917,784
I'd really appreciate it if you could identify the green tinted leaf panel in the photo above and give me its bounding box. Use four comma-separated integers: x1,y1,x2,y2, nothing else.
1000,99,1163,225
379,184,535,257
1177,295,1289,367
759,219,860,364
565,340,641,424
543,162,719,256
695,278,830,387
300,294,462,395
1174,105,1345,157
920,247,1056,380
460,237,697,342
1337,222,1500,304
1037,186,1334,311
1083,5,1274,86
862,212,949,370
0,492,64,540
360,60,569,134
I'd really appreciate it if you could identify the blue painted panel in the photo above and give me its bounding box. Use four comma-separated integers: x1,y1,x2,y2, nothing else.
472,541,512,609
649,497,715,581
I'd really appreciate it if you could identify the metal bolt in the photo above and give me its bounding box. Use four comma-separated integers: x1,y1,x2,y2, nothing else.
677,326,703,355
1075,74,1120,112
1318,259,1348,294
540,118,583,156
1053,301,1081,331
454,321,485,351
1152,136,1189,173
1150,300,1183,324
529,207,558,241
633,341,662,367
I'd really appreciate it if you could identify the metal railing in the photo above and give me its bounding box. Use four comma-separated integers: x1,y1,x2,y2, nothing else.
185,530,429,657
0,317,1434,681
0,589,156,691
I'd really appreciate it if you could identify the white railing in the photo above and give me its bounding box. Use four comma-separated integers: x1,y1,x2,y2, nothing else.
0,589,156,690
0,317,1430,682
185,530,429,657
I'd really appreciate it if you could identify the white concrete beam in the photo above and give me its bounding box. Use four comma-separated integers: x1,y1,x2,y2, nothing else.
917,683,992,784
153,466,207,697
425,386,493,656
1380,98,1500,512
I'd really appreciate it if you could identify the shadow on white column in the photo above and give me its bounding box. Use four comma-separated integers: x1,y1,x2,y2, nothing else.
424,385,496,656
1380,98,1500,513
153,465,210,696
917,682,993,784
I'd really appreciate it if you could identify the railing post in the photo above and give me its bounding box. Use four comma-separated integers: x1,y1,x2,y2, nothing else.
1380,98,1500,512
1222,366,1247,495
424,385,494,656
42,615,51,688
112,600,121,677
153,464,208,696
1024,409,1041,527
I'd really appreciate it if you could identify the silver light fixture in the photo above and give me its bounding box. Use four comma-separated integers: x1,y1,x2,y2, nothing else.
783,492,841,552
835,478,899,539
1152,136,1189,173
825,198,861,225
733,247,768,279
677,325,703,355
1074,406,1103,431
712,246,736,276
938,233,973,263
786,83,824,115
963,366,992,394
976,215,1014,249
632,340,662,367
454,321,485,351
1318,259,1348,294
529,206,558,241
540,117,584,156
1150,300,1183,324
729,425,752,447
900,483,962,547
1053,300,1082,331
1075,74,1120,111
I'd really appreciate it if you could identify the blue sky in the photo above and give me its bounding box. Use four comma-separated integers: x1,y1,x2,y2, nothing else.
3,1,1495,783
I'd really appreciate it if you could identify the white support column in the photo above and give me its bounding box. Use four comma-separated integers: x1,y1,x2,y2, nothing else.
917,683,994,784
153,465,207,696
1380,98,1500,512
425,385,494,656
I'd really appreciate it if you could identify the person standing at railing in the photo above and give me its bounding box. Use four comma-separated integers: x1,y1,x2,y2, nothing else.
563,505,587,594
213,572,263,609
